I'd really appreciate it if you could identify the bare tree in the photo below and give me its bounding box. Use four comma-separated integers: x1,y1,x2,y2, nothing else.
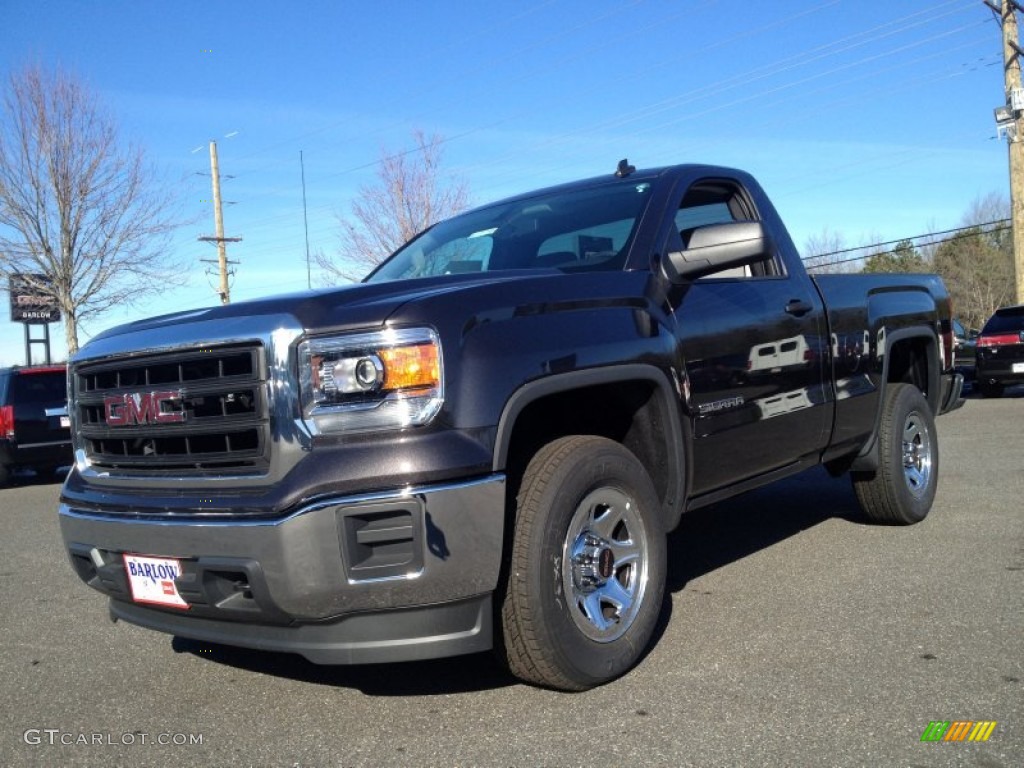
0,65,179,354
930,193,1013,330
801,226,859,273
318,130,470,282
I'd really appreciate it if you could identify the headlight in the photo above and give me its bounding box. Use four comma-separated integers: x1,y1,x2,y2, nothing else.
298,327,443,434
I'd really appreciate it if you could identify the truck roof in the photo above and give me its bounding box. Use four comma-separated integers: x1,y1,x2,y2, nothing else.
477,162,749,211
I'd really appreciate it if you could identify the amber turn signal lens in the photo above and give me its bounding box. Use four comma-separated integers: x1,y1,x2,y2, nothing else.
380,343,440,390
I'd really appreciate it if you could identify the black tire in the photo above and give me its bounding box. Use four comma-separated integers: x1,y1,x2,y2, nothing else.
852,383,938,525
500,435,666,691
978,380,1004,398
0,464,9,487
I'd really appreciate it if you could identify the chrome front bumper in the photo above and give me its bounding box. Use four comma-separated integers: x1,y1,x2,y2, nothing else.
60,474,505,664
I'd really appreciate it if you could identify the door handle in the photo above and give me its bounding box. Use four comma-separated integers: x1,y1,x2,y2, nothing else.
785,299,813,317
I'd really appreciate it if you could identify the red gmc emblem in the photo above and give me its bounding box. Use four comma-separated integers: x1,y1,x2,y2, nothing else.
104,391,186,426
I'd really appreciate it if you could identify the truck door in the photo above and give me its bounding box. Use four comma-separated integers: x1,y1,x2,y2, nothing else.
666,179,831,495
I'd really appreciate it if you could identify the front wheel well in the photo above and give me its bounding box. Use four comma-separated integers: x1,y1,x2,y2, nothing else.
499,378,682,529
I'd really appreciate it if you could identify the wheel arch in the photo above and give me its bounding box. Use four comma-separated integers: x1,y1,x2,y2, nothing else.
848,325,940,473
882,326,941,413
493,364,688,531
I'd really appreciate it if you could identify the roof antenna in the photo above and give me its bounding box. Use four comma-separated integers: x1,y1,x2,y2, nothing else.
615,158,635,177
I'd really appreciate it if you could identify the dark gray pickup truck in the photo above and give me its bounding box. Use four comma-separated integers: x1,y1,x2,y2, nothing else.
59,162,962,690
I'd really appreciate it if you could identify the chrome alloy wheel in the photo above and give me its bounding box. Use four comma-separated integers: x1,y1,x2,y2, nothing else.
561,487,650,643
902,409,933,498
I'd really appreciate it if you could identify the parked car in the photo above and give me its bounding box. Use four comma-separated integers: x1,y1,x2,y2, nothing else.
952,318,978,377
975,305,1024,397
0,365,72,485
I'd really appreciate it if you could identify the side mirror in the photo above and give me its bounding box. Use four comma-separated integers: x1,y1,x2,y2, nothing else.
661,221,768,284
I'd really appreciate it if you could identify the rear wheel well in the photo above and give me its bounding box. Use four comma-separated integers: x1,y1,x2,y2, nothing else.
885,336,937,412
829,333,938,476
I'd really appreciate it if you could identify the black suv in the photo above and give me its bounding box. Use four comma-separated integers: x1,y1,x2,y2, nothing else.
0,365,72,485
975,305,1024,397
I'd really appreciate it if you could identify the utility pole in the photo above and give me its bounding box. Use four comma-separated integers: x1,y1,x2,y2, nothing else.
988,0,1024,304
198,140,241,304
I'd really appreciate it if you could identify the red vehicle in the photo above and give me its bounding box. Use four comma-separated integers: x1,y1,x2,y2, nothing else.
975,305,1024,397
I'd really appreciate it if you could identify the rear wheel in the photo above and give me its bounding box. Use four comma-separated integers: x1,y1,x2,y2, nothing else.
501,435,666,691
0,464,9,487
852,383,937,525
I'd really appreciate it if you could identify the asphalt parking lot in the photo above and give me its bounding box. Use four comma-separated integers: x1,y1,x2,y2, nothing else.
1,390,1021,768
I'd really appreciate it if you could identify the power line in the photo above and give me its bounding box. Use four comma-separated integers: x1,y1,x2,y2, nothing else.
804,221,1012,272
233,7,988,254
802,219,1010,261
451,8,989,200
227,0,564,166
220,0,851,207
222,0,728,203
238,57,995,264
174,2,994,275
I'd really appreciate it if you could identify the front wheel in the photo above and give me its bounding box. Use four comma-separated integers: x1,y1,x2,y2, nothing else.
500,436,666,691
852,383,938,525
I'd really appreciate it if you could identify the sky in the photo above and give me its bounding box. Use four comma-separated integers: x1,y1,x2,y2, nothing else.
0,0,1010,365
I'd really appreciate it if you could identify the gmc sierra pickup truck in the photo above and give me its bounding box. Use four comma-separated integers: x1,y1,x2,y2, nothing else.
59,162,963,691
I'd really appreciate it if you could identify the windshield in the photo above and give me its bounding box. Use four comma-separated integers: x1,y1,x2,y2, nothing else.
366,180,655,283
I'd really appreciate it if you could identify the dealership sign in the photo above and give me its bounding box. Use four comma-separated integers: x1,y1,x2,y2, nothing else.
9,274,61,323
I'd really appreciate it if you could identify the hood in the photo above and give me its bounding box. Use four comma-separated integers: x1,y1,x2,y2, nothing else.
88,272,565,342
80,270,561,351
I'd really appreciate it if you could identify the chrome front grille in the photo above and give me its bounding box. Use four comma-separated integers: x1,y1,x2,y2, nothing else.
75,345,269,474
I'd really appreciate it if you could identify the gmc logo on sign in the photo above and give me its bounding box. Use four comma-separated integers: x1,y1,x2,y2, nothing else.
104,391,186,426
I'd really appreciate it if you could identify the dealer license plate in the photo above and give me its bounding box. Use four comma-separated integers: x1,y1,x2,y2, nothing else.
1012,362,1024,374
123,554,188,609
